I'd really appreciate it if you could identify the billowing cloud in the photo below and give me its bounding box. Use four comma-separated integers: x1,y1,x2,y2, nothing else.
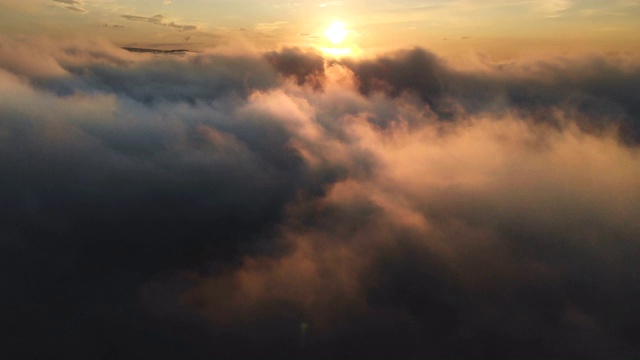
1,35,640,359
265,47,325,88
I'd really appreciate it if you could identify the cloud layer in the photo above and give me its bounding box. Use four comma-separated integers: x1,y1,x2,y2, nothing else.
1,36,640,359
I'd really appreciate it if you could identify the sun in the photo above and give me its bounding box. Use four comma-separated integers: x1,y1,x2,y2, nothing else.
320,20,360,58
325,21,348,45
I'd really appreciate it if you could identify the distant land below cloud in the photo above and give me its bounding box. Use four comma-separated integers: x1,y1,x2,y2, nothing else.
122,47,191,54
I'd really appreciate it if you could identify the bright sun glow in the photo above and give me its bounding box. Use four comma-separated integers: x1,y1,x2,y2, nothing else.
325,21,348,45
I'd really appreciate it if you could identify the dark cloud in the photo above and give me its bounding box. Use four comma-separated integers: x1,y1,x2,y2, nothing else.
265,47,325,88
122,14,197,31
341,48,450,118
1,36,640,359
340,48,640,141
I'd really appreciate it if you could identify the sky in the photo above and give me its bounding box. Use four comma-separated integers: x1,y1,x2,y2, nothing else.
2,0,640,55
2,1,640,360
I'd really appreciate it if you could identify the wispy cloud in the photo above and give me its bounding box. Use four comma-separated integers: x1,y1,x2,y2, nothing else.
254,21,288,32
122,14,197,31
52,0,87,13
53,0,80,4
536,0,574,17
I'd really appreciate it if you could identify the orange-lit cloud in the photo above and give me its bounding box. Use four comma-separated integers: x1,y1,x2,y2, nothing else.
1,35,640,359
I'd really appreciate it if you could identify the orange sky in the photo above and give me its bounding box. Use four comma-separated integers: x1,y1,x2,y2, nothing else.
1,0,639,57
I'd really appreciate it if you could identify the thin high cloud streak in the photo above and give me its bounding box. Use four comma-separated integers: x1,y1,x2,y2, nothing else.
1,37,640,359
121,14,197,31
53,0,88,14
